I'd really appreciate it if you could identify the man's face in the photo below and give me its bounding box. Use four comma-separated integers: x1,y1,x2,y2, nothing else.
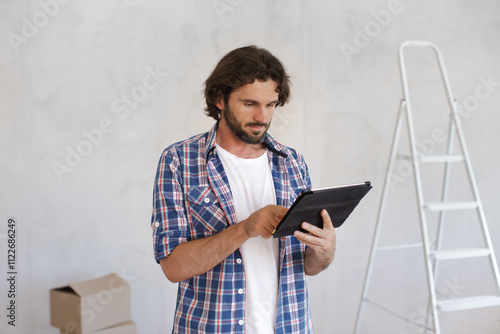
218,80,279,145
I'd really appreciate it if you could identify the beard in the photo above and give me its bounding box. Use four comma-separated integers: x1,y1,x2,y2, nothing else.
223,106,271,145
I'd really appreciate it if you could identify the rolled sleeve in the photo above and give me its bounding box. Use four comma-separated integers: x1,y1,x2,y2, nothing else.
151,149,190,263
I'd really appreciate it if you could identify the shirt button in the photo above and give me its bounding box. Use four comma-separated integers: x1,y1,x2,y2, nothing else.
204,197,210,204
237,288,244,294
154,222,160,228
236,258,242,264
238,320,244,326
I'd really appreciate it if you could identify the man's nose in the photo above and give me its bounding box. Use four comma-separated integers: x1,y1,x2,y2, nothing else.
253,105,268,123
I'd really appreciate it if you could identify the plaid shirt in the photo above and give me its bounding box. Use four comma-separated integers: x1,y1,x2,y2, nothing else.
152,122,313,333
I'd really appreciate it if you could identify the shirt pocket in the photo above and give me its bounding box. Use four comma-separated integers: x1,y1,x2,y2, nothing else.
187,186,228,233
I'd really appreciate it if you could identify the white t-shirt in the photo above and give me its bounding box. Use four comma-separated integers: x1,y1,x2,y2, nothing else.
216,144,279,334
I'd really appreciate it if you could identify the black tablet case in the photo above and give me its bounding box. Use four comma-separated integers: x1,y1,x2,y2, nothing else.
273,181,372,238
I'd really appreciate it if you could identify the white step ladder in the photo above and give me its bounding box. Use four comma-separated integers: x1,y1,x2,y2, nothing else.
353,41,500,334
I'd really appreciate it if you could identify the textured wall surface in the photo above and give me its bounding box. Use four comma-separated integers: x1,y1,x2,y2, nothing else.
1,0,499,333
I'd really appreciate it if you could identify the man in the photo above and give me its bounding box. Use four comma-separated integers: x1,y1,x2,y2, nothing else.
151,45,336,334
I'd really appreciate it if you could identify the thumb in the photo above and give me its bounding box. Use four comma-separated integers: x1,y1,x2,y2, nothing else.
321,209,334,230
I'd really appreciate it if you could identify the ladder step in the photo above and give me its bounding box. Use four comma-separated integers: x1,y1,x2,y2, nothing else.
437,295,500,312
377,243,423,251
398,154,464,163
421,155,464,163
431,248,490,260
424,201,479,211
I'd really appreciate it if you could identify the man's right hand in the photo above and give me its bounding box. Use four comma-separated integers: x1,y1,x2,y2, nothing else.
241,205,288,239
161,204,288,283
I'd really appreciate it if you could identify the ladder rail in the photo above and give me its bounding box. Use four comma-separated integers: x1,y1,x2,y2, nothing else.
353,100,406,334
434,106,457,276
453,110,500,295
399,41,441,333
425,108,456,334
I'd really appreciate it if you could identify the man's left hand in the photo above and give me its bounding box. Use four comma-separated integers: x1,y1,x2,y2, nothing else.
293,209,336,275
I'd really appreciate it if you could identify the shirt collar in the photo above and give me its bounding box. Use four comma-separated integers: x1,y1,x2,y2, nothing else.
204,121,288,160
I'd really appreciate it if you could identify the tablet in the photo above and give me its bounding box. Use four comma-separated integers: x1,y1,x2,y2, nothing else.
273,181,372,238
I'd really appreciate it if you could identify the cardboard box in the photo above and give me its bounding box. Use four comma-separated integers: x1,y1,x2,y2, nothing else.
58,321,137,334
94,321,137,334
50,273,132,334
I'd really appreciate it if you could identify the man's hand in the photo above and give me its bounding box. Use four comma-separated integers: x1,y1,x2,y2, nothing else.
161,204,287,283
241,204,288,239
294,209,336,275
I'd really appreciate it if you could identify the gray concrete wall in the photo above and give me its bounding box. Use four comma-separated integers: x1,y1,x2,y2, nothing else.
1,0,499,333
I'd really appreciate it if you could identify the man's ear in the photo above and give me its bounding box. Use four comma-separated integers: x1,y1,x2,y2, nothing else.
215,95,225,112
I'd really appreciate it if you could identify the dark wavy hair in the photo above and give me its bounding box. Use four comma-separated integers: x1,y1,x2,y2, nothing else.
204,45,291,120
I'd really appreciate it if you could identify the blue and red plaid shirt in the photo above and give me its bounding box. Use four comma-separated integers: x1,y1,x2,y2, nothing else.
151,122,313,333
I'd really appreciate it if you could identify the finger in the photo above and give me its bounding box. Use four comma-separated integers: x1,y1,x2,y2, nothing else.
272,213,282,227
266,208,286,234
263,214,281,237
267,204,288,218
321,209,334,230
300,222,324,237
263,225,278,239
294,230,323,247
